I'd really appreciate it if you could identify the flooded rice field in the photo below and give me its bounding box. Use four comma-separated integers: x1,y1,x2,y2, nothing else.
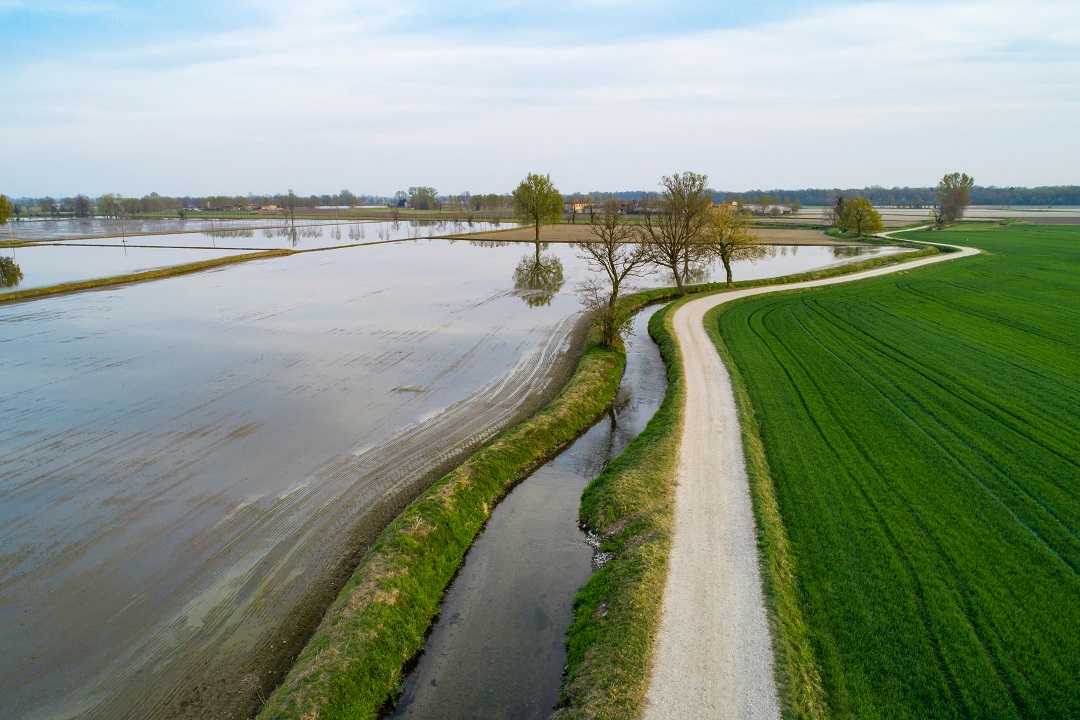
387,306,666,720
0,244,253,291
7,217,510,243
0,239,902,719
1,220,512,292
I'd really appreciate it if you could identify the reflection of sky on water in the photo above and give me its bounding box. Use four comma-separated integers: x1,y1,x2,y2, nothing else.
0,237,904,719
0,244,253,291
2,222,520,290
9,217,516,242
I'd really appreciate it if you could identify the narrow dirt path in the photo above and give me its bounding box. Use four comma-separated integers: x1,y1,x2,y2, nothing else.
644,236,978,719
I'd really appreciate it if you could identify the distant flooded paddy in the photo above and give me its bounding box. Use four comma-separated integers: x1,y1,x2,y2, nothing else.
8,217,509,243
0,244,253,291
1,220,512,292
0,239,905,719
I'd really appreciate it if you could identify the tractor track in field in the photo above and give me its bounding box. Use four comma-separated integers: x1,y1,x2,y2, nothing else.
644,231,978,719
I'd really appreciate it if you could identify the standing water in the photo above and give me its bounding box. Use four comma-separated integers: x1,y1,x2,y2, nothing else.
387,304,667,719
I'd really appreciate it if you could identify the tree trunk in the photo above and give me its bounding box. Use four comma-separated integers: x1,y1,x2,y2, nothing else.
673,265,685,296
724,259,733,287
534,221,540,244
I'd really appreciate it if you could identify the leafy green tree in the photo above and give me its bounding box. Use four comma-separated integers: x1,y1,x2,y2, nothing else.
409,186,437,211
512,172,563,243
936,172,974,225
0,195,23,287
838,197,884,236
72,195,93,218
98,193,124,218
0,256,22,287
791,198,803,215
641,171,712,295
575,200,650,346
704,202,769,287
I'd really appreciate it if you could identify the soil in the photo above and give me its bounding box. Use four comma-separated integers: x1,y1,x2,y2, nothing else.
459,225,846,245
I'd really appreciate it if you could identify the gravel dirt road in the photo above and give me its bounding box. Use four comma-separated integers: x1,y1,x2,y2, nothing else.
644,235,977,719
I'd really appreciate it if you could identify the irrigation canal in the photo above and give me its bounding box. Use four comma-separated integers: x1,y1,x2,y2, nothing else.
386,305,667,719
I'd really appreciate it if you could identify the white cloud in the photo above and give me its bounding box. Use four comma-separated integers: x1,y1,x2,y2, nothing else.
4,0,1078,195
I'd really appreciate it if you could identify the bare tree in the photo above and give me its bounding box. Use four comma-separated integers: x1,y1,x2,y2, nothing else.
575,200,651,347
641,171,712,295
703,202,769,287
823,192,844,227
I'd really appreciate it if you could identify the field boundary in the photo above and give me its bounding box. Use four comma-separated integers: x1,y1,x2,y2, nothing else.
0,249,295,303
257,288,683,720
669,236,976,718
553,240,960,720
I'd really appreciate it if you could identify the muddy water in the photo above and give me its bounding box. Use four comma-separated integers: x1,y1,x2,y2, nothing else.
0,240,900,720
387,306,666,720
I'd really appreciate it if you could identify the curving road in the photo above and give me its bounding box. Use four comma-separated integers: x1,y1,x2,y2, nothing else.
644,234,978,719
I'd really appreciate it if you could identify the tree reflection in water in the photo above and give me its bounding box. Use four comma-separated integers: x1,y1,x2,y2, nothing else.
512,242,564,308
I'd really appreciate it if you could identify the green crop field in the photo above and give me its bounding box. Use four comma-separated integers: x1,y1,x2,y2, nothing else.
713,224,1080,719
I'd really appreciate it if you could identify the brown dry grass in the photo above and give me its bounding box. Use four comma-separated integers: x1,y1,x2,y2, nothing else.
458,224,846,246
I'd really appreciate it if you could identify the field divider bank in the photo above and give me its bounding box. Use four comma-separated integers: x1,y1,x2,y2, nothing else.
0,249,296,304
255,239,951,720
555,237,971,720
257,288,680,720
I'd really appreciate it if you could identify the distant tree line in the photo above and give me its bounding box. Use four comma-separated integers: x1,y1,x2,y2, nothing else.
7,181,1076,222
565,185,1080,208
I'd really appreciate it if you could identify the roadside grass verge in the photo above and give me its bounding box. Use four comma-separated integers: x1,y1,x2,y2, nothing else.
0,249,293,304
253,241,942,720
705,300,827,720
710,224,1080,718
553,244,943,720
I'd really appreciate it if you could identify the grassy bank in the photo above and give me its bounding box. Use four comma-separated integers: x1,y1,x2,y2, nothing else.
257,321,629,719
0,249,293,304
554,301,682,720
710,224,1080,718
705,303,827,720
553,243,945,720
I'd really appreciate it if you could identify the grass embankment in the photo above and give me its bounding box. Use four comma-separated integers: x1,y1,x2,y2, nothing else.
553,243,946,720
710,224,1080,718
258,318,631,719
0,249,293,304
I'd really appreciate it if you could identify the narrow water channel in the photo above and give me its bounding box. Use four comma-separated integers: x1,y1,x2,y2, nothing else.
386,304,668,719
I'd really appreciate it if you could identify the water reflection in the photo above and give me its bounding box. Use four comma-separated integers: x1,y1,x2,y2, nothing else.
513,244,565,308
832,245,865,258
206,228,255,239
0,256,23,287
385,306,666,720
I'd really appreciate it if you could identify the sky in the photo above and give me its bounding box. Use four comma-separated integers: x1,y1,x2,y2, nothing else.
2,0,1079,197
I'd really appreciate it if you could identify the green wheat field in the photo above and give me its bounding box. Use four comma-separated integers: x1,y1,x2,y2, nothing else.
716,224,1080,719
